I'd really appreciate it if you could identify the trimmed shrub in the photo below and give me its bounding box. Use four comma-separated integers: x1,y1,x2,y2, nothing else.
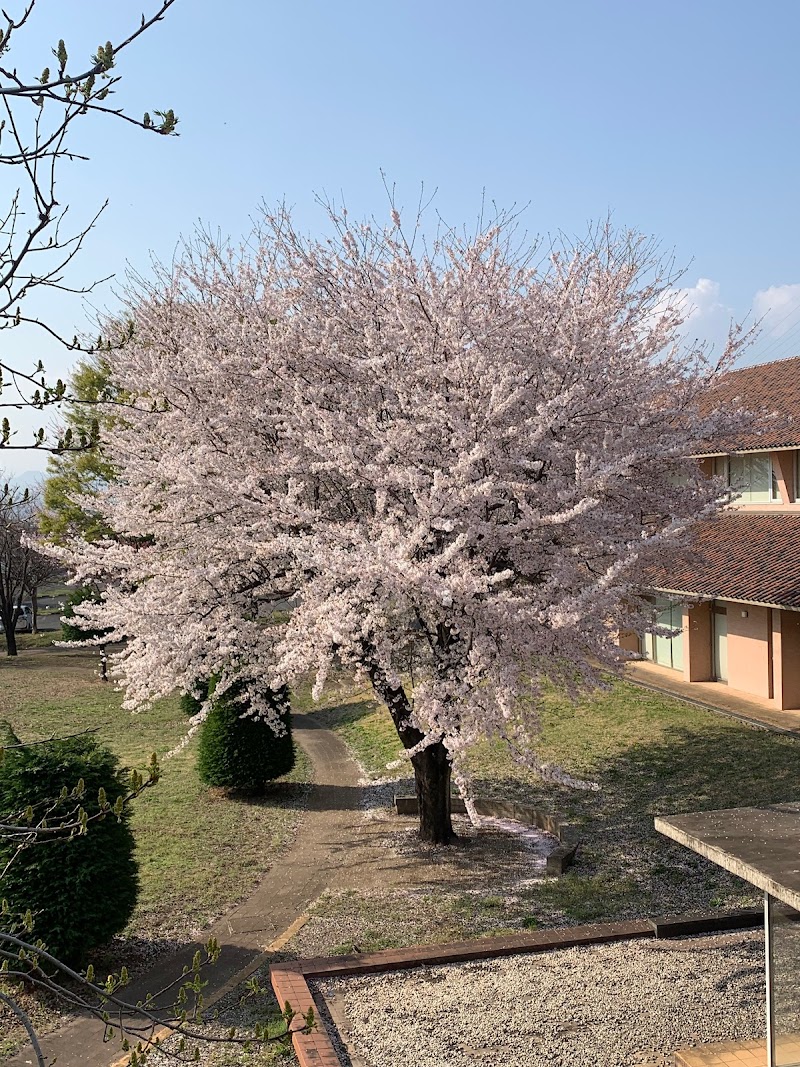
181,677,210,717
197,681,294,793
0,726,138,967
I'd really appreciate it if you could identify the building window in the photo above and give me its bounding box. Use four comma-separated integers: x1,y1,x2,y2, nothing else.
715,452,781,504
643,597,684,671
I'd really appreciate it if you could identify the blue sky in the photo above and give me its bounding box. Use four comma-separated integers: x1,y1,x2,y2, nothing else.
5,0,800,475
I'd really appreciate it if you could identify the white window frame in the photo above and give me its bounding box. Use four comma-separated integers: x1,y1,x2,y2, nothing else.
715,452,782,504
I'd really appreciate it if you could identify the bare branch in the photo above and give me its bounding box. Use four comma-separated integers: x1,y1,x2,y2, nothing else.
0,0,180,448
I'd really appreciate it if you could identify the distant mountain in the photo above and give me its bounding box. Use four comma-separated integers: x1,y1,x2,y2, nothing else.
3,469,46,495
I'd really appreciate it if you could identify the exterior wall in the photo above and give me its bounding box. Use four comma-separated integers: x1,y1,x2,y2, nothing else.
773,609,800,711
726,603,772,699
649,599,800,710
618,630,641,654
683,602,713,682
772,451,796,504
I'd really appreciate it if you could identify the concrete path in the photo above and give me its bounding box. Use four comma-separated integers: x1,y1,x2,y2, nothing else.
9,715,365,1067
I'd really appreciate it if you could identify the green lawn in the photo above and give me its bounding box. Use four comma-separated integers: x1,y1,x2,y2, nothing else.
15,631,58,649
0,646,310,1059
0,647,310,947
310,675,800,933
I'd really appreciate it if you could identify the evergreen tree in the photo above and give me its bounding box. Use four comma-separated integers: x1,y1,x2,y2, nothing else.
39,355,118,544
0,728,139,967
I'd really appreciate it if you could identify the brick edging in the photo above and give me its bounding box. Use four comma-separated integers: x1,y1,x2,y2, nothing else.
270,909,763,1067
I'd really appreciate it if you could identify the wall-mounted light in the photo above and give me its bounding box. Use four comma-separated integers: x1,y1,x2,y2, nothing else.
741,610,749,618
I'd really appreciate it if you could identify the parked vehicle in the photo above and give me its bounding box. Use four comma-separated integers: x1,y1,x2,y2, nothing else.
0,605,33,633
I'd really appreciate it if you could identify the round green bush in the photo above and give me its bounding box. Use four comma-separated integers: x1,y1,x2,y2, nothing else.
197,681,294,793
0,727,139,967
181,677,210,717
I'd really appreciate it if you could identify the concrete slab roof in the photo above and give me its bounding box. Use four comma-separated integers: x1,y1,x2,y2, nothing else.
655,802,800,912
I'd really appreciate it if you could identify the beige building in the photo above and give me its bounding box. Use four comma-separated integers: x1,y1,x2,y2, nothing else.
623,354,800,711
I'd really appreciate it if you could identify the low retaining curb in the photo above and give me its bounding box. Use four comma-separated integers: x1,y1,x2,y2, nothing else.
393,794,579,874
270,908,763,1067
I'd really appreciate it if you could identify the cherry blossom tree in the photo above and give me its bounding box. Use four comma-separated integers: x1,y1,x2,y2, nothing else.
59,206,751,844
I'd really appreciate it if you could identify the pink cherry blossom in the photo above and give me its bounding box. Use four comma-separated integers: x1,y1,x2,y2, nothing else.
55,206,753,842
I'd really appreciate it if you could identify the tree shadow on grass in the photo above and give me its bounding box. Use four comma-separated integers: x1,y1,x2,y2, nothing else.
468,720,800,923
591,719,800,821
304,697,379,729
471,719,800,829
216,780,312,806
217,778,366,814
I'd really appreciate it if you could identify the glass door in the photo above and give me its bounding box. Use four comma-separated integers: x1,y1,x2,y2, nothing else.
652,598,683,671
713,605,728,683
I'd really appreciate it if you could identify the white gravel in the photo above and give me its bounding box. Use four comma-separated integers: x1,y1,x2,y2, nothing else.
315,930,766,1067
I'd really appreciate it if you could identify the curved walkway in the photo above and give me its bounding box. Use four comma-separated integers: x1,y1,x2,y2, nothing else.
9,715,365,1067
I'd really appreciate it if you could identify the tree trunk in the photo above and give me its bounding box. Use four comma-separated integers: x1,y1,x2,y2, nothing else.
30,587,38,633
366,660,457,845
4,626,17,656
411,740,457,844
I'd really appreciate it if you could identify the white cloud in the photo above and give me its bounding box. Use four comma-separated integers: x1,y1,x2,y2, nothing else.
674,278,731,324
646,278,800,366
659,277,736,358
752,283,800,338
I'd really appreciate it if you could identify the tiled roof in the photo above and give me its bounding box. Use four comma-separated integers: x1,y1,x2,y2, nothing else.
654,512,800,609
696,354,800,453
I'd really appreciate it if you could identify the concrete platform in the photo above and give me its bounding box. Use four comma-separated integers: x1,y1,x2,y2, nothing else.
656,802,800,912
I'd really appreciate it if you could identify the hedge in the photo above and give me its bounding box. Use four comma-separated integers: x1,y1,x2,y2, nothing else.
197,680,294,793
0,725,138,966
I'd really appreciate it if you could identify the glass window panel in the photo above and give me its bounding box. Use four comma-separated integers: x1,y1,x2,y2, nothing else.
768,896,800,1066
670,603,684,671
728,454,773,502
729,455,748,498
713,610,727,682
773,464,783,503
654,600,673,666
652,597,682,670
749,453,771,502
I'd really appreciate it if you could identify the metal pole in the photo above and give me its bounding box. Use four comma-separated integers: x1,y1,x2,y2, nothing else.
765,891,775,1067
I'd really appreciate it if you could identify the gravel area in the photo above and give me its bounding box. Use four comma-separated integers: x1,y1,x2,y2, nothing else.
315,930,766,1067
137,973,294,1067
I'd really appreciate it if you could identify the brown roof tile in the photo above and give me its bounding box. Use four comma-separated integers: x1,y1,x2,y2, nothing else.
697,354,800,453
655,512,800,609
